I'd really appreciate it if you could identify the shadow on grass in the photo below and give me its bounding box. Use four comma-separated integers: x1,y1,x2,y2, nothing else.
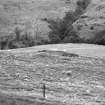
38,50,79,57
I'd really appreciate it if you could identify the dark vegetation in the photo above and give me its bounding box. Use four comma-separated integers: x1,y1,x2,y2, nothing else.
42,0,91,44
42,0,105,46
0,0,105,50
38,50,79,57
0,27,49,50
90,30,105,45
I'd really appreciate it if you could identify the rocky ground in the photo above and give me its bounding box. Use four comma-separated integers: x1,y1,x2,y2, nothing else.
0,44,105,105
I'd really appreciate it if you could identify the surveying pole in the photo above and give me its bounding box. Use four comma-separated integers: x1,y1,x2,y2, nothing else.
42,83,46,98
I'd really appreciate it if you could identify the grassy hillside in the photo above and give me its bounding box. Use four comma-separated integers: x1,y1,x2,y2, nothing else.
0,44,105,105
74,0,105,40
0,0,75,39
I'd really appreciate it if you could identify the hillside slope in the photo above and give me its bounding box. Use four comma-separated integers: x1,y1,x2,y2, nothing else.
7,43,105,58
73,0,105,39
0,0,76,39
0,44,105,105
0,0,105,41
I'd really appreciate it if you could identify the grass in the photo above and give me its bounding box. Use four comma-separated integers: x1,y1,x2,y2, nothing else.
0,47,105,105
0,94,65,105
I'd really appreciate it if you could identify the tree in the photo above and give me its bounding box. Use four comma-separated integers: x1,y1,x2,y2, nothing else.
92,30,105,45
42,12,77,43
42,0,90,44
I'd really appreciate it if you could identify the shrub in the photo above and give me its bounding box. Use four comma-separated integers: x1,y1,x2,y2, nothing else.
91,30,105,45
0,27,49,50
14,27,22,41
42,18,67,42
75,0,91,19
63,30,82,43
42,0,90,44
76,0,91,10
42,12,77,43
0,35,14,49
